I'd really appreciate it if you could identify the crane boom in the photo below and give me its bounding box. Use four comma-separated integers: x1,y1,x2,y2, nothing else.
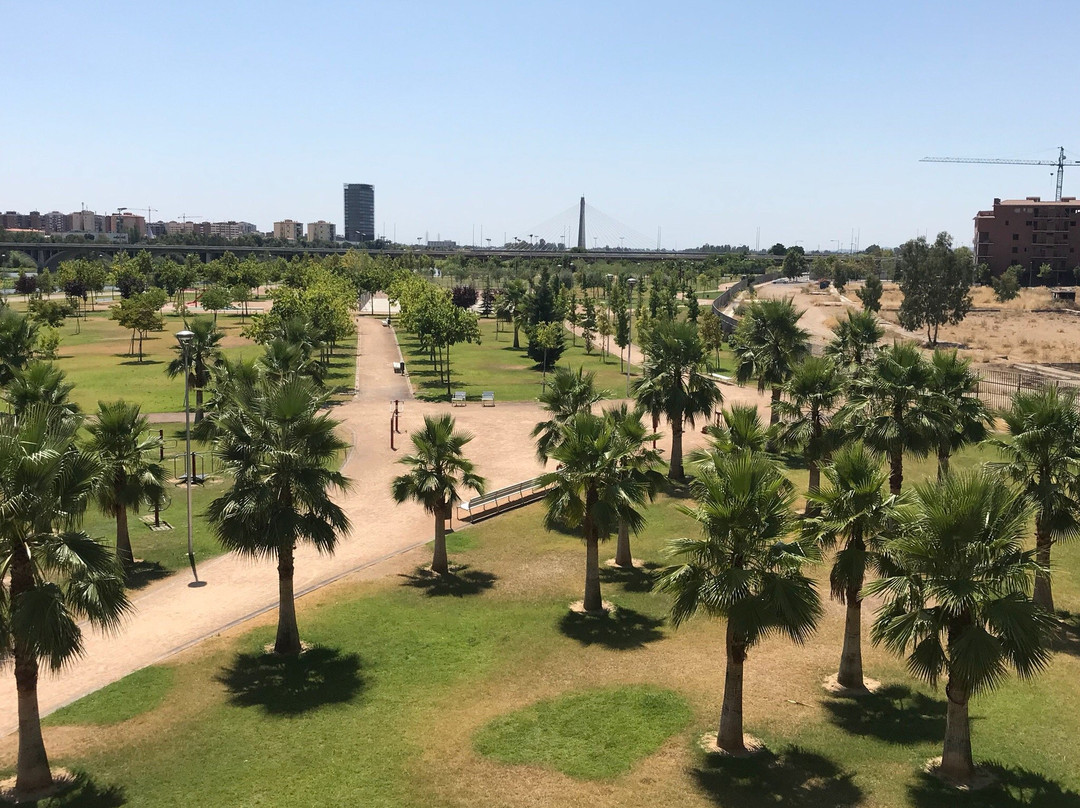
920,147,1079,201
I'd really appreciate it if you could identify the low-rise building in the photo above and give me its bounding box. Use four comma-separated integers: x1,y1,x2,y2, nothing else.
975,196,1080,282
307,220,336,242
273,219,303,241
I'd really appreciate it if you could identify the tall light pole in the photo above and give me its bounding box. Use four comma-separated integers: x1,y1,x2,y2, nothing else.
626,277,637,397
176,329,199,584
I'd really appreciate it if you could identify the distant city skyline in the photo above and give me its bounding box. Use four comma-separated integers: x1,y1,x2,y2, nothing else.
5,1,1080,250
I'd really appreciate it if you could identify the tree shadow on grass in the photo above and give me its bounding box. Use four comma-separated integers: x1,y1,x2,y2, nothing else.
908,762,1080,808
399,565,497,597
822,684,945,744
124,560,171,591
600,561,662,593
1052,610,1080,656
558,606,665,650
692,745,863,808
216,646,366,716
0,770,127,807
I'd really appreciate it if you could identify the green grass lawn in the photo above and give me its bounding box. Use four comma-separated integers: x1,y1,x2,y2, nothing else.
45,667,175,727
9,442,1080,807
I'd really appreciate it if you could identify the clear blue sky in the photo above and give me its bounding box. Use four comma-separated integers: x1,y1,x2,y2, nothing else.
5,0,1080,250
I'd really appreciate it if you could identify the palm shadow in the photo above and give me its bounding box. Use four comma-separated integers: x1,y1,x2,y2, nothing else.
822,684,945,744
124,560,171,591
558,606,665,650
1052,610,1080,656
0,770,127,807
399,565,497,597
216,645,366,716
599,561,661,593
908,762,1080,807
692,745,863,808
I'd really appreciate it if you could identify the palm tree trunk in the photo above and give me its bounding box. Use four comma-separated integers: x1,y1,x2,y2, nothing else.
512,324,520,349
614,517,633,567
1033,519,1054,612
808,461,821,496
940,680,974,783
889,450,903,496
274,540,301,655
116,504,133,569
432,505,449,575
583,521,603,612
195,387,204,423
11,543,53,796
937,443,950,481
837,592,864,690
670,412,685,482
718,621,747,753
770,387,781,426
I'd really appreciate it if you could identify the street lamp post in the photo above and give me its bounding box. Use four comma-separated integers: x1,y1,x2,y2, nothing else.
176,329,199,584
626,277,637,396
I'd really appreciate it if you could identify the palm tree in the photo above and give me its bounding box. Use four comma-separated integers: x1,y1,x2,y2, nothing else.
0,406,129,798
2,360,80,421
207,374,352,655
165,315,223,422
658,452,821,753
392,414,486,576
633,319,723,482
495,279,528,349
730,297,809,425
867,471,1054,785
0,306,37,385
690,404,775,471
84,401,168,570
605,404,664,568
988,386,1080,611
532,365,607,462
804,443,903,690
825,309,883,369
841,341,940,495
774,356,846,498
539,411,657,611
927,349,991,480
190,355,261,442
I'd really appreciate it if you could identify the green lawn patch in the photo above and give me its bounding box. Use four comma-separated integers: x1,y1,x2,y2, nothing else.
45,666,175,726
474,684,692,779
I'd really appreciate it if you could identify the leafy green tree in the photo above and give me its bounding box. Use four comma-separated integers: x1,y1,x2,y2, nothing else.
988,386,1080,611
0,307,38,384
658,452,820,753
532,366,607,462
532,321,565,389
207,375,351,655
825,309,883,368
804,443,902,690
841,342,939,495
596,311,613,361
199,284,232,323
782,247,809,279
37,268,55,297
0,407,129,798
566,288,580,346
539,411,658,611
27,297,73,328
992,265,1021,302
166,316,223,422
857,272,883,312
392,414,485,575
581,295,597,353
109,290,165,362
730,298,809,425
84,401,167,569
34,327,61,360
633,319,724,481
698,310,725,372
686,290,700,323
927,349,990,479
897,233,974,345
775,356,845,498
867,472,1054,785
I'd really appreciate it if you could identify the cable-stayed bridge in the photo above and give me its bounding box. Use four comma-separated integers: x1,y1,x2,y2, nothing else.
507,197,656,251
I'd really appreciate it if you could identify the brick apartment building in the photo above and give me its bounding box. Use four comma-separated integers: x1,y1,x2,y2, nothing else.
974,196,1080,282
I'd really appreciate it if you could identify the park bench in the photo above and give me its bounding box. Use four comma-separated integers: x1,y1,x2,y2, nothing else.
452,391,466,406
481,391,495,407
457,476,550,522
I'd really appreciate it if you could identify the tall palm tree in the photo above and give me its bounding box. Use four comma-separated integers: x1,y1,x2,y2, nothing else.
605,404,664,568
927,349,991,480
2,360,80,422
774,356,846,498
988,386,1080,611
690,404,775,471
804,443,903,690
633,319,723,482
207,374,352,655
392,414,486,576
825,309,884,369
841,341,940,495
867,471,1054,785
0,406,129,798
532,365,607,462
165,315,223,423
730,297,809,425
190,355,261,442
658,452,821,753
0,306,37,385
539,411,657,611
495,279,528,349
84,401,168,570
